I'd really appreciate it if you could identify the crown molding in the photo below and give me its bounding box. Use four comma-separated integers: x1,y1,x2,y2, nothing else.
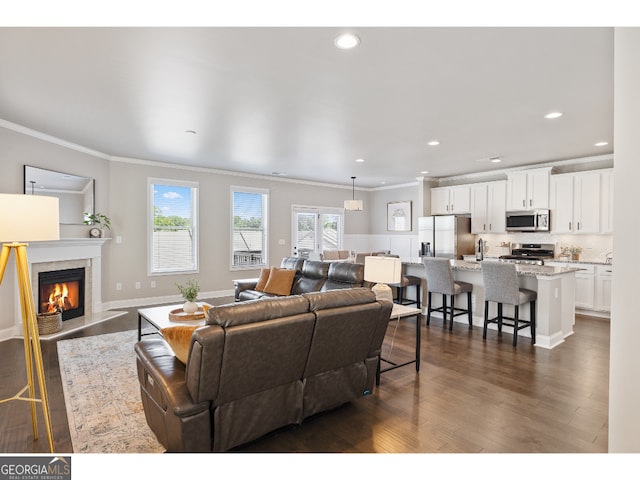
0,118,111,160
433,153,614,184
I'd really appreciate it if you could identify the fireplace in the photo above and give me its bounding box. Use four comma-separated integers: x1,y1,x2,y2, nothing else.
38,267,85,321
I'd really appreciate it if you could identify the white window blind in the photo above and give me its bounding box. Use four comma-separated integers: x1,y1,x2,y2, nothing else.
231,187,268,269
149,179,199,275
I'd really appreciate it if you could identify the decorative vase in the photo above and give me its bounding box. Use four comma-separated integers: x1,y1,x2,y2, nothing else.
183,301,198,314
571,253,580,261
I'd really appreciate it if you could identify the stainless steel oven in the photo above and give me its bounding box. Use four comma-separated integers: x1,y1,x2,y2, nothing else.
505,210,550,232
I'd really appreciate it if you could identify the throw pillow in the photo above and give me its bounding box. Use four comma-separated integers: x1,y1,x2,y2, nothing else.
160,325,199,364
263,267,296,296
255,267,271,292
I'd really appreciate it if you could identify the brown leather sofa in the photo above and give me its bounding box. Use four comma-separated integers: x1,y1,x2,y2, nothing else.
134,288,392,452
234,257,364,302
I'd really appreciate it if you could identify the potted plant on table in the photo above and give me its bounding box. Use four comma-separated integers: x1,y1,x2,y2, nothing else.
176,279,200,313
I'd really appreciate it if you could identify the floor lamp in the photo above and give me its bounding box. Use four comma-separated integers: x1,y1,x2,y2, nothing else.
0,194,60,453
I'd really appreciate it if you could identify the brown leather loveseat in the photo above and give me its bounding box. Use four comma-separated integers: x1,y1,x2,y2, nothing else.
134,288,392,452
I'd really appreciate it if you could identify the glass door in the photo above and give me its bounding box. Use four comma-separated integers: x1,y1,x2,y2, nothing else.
292,207,344,258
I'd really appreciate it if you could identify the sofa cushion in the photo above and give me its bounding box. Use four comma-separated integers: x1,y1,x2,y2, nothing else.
291,260,329,295
263,267,297,295
280,257,305,272
254,268,271,292
160,325,200,364
208,295,310,328
321,262,364,291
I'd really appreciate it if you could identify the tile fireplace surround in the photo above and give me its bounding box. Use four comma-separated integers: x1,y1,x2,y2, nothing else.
18,238,125,341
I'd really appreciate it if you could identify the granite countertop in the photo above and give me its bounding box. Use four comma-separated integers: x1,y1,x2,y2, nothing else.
450,260,582,277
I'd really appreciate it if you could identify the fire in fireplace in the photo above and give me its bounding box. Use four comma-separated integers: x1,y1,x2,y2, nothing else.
38,268,85,321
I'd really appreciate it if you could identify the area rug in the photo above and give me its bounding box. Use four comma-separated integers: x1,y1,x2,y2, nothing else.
57,330,166,453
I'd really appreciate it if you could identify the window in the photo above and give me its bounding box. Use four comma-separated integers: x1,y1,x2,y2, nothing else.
231,187,268,269
292,206,344,258
148,178,198,275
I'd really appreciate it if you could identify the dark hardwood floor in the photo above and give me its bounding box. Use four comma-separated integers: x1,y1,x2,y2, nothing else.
0,299,609,454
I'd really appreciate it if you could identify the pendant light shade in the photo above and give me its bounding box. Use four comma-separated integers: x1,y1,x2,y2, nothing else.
344,176,363,211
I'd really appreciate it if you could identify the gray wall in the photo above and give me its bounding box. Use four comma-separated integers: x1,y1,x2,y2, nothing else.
106,159,371,303
0,124,377,315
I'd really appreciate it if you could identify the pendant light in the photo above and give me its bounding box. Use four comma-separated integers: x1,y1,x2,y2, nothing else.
344,176,364,211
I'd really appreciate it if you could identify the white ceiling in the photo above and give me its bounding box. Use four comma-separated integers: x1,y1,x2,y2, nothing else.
0,27,614,188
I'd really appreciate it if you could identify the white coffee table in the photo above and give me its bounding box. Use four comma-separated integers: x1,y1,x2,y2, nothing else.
137,303,211,341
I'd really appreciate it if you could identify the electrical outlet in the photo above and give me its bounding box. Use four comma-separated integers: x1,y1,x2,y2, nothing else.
150,281,156,288
135,281,141,289
116,282,122,291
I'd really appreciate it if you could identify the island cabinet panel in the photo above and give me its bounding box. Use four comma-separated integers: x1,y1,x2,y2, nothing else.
403,259,579,349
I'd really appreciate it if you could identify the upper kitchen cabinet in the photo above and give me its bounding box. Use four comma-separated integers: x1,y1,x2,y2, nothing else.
550,170,605,234
431,185,471,215
506,167,551,210
600,169,614,234
471,181,506,234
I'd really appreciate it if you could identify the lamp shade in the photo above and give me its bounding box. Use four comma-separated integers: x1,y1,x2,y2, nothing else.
0,194,60,242
364,256,402,284
344,199,364,211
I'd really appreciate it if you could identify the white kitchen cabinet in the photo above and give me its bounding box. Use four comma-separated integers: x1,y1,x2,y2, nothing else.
600,170,614,234
575,267,596,310
431,185,471,215
471,181,506,233
547,261,611,314
550,171,601,234
595,264,613,312
506,168,551,210
470,184,488,233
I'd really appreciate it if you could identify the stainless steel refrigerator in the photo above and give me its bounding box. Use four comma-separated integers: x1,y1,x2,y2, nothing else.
418,215,475,259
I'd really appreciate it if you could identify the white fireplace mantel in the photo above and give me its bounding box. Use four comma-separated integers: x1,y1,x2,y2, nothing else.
27,238,110,263
8,237,123,340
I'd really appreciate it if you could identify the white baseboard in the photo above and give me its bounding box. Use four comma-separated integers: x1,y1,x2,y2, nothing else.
102,289,235,311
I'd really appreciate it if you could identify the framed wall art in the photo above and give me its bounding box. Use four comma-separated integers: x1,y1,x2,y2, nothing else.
387,201,412,231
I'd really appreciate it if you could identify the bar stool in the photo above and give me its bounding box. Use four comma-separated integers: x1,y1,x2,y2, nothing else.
423,257,472,331
389,274,421,309
481,261,536,346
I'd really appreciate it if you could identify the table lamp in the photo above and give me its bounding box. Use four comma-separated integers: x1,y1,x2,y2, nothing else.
364,255,402,303
0,193,60,453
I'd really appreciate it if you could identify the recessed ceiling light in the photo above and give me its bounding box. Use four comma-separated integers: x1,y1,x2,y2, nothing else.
427,140,440,146
334,33,360,50
489,157,502,163
185,130,197,134
355,158,365,163
420,170,429,174
544,112,563,119
271,171,288,176
594,141,609,147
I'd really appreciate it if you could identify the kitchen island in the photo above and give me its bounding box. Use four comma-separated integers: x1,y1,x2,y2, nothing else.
403,258,581,349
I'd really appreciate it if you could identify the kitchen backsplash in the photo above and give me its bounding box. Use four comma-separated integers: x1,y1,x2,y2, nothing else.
477,233,613,263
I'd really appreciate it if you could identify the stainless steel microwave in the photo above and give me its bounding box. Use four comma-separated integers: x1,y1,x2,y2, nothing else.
505,210,550,232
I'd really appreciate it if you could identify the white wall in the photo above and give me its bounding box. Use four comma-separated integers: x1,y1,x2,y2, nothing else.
609,27,640,452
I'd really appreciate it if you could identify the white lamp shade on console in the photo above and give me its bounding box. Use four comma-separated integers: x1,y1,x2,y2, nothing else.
0,194,60,242
364,255,402,302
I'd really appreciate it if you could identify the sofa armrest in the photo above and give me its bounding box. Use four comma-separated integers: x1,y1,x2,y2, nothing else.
135,339,212,452
233,278,259,301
